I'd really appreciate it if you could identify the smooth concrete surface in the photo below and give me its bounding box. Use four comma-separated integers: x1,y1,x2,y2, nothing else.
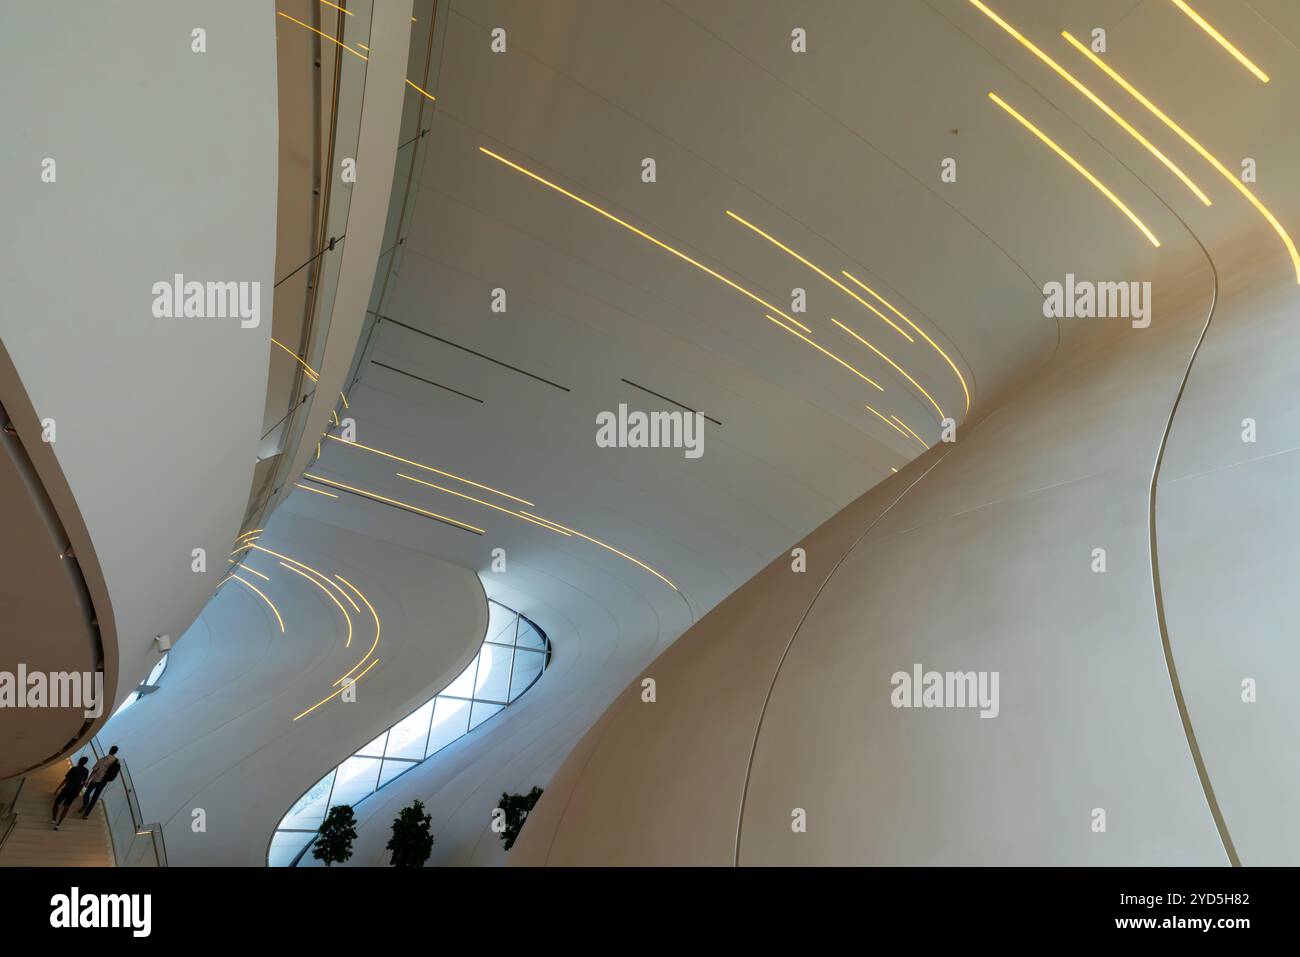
96,508,486,866
0,1,278,731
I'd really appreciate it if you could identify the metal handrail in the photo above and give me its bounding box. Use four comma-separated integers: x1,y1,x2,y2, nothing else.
0,776,25,854
80,737,168,866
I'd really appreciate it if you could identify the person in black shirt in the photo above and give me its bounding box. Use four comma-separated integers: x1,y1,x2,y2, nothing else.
51,756,90,829
80,746,121,817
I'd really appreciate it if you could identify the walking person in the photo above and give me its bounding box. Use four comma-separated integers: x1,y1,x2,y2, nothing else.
51,756,90,830
80,746,121,818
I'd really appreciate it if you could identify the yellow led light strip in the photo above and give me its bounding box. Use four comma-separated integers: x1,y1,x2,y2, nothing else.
332,575,381,687
318,0,352,17
891,414,929,449
243,543,359,613
1168,0,1268,82
226,573,285,633
276,11,368,61
396,473,573,535
227,560,270,582
294,659,379,721
839,270,971,414
726,210,912,341
325,434,534,506
296,481,338,498
302,472,486,534
832,318,944,422
1062,32,1299,284
478,146,807,331
968,0,1211,206
271,337,320,382
765,315,884,390
278,562,353,647
988,92,1161,248
406,79,437,102
519,511,679,591
865,404,913,441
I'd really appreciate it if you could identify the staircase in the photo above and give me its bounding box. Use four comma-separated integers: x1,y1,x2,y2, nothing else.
0,761,113,867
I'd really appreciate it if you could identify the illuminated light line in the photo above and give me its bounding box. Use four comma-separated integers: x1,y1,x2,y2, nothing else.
227,560,270,582
395,473,573,535
890,467,899,473
271,337,320,381
237,528,262,540
519,511,678,591
726,210,912,341
294,659,379,721
302,472,486,534
839,270,971,414
764,315,884,390
318,0,353,17
866,404,913,441
988,93,1161,248
891,414,929,449
1062,32,1300,284
405,79,437,102
324,435,534,506
332,574,381,687
968,1,1211,206
278,562,353,647
330,410,340,426
478,146,806,329
357,42,369,51
276,11,368,61
295,482,338,498
339,391,349,409
1167,0,1268,82
228,574,285,634
246,543,359,614
832,318,945,422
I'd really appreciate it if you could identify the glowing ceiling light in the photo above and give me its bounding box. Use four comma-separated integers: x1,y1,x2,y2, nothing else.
765,315,884,390
276,11,368,61
968,1,1211,206
271,337,320,381
227,560,270,582
294,659,379,721
295,482,337,498
332,574,380,687
478,146,806,330
988,92,1161,248
519,511,678,591
839,271,971,415
726,210,913,341
832,318,944,422
891,414,929,449
865,404,913,441
318,0,352,17
396,473,573,534
1167,0,1268,82
227,573,285,633
302,472,486,534
405,79,437,102
1062,31,1299,283
278,562,353,647
324,435,534,506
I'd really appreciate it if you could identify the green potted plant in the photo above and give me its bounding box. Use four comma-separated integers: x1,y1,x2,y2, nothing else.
496,786,543,851
387,800,434,867
313,804,357,867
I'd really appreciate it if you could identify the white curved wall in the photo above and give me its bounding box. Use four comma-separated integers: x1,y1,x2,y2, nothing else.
0,1,278,725
97,507,486,866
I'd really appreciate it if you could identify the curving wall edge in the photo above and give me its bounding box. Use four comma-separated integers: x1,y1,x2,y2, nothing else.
513,231,1295,866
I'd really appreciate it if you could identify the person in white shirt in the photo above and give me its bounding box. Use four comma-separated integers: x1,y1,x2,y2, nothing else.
79,746,121,817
